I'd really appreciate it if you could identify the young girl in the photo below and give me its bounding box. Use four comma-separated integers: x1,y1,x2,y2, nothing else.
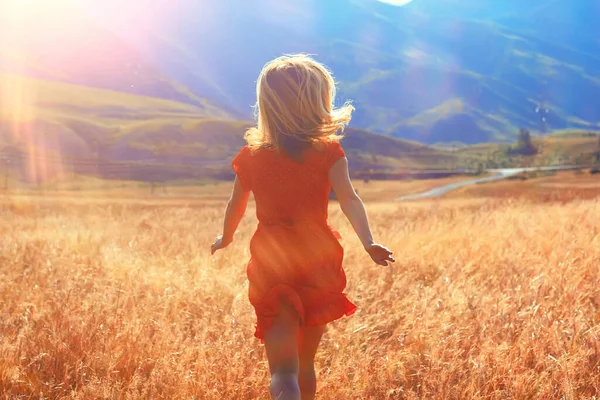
211,54,394,400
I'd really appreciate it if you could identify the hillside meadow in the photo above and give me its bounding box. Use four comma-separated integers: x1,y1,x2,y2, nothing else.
1,172,600,399
0,73,463,180
453,130,600,168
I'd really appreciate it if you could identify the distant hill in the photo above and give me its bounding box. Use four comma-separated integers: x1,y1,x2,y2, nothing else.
2,73,595,184
0,73,232,158
0,74,460,183
454,129,600,168
2,0,599,145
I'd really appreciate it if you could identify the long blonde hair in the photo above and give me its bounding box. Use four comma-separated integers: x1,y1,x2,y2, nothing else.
244,54,354,157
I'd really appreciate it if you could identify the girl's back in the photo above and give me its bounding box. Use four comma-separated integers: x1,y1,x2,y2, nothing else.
234,141,353,343
232,142,345,225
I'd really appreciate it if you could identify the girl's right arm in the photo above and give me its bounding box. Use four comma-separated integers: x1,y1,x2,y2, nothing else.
329,157,395,266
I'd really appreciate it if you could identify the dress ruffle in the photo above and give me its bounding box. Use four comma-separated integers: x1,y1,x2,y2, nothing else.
251,283,357,341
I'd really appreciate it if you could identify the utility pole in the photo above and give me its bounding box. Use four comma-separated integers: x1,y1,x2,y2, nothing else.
596,134,600,164
451,144,456,171
1,156,9,191
536,83,550,134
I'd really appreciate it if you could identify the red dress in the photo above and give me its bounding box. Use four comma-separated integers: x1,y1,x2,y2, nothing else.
232,141,357,340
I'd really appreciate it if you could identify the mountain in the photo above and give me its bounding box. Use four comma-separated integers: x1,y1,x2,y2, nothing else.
1,0,599,148
144,0,600,144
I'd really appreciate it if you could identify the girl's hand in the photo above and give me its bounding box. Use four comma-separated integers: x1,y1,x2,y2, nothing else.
365,243,395,266
211,235,233,255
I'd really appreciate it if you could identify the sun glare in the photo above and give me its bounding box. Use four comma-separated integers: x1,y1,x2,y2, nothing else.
1,0,87,184
3,0,76,16
1,0,81,40
376,0,415,6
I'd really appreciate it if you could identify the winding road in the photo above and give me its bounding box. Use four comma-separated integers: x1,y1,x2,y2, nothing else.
396,165,585,201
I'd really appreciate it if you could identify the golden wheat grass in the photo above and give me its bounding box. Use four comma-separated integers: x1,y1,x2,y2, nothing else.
1,188,599,399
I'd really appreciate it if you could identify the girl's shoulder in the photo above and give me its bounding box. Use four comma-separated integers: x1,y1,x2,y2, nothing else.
233,145,251,164
305,140,344,156
234,145,268,160
325,140,345,156
233,145,278,170
319,140,346,168
232,145,263,191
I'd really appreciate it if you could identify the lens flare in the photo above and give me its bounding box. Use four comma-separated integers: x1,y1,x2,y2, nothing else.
376,0,415,6
1,0,173,186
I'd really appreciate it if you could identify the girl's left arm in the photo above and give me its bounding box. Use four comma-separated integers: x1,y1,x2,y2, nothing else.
211,176,250,254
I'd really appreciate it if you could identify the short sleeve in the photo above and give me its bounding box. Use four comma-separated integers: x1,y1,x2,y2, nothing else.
326,141,346,169
232,146,253,191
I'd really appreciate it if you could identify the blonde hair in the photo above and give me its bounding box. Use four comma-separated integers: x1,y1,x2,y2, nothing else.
244,54,354,156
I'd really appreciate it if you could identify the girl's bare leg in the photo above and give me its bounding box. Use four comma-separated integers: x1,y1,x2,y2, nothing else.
263,304,301,400
297,324,326,400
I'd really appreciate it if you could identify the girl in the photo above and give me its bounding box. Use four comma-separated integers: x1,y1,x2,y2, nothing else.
211,54,394,400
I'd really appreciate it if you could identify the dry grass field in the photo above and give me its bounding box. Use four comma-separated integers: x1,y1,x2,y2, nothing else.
1,173,600,399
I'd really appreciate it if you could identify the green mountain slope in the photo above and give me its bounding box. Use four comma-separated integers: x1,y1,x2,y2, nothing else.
0,73,233,157
0,75,459,182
